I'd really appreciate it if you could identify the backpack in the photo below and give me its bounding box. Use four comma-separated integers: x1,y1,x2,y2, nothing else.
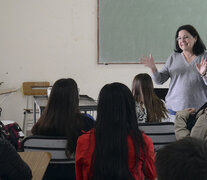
0,121,22,151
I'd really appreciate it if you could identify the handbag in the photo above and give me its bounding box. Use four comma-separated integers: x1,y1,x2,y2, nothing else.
0,121,22,150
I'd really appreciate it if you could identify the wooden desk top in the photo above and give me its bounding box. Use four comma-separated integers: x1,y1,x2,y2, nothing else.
18,152,51,180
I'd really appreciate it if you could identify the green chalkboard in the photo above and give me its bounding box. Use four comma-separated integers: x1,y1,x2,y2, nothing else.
98,0,207,64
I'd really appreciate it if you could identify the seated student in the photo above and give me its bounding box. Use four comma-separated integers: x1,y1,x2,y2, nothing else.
0,138,32,180
31,78,95,179
132,73,173,123
155,137,207,180
75,82,157,180
174,107,207,140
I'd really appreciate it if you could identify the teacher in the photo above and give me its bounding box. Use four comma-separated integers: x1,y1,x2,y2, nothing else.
140,24,207,112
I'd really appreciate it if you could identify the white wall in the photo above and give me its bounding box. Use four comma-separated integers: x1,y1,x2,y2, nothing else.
0,0,167,127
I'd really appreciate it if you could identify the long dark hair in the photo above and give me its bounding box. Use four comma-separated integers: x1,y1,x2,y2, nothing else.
91,82,145,180
31,78,83,157
174,24,206,55
132,73,168,122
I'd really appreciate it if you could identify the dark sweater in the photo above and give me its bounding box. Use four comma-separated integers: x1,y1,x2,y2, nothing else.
0,139,32,180
31,113,95,136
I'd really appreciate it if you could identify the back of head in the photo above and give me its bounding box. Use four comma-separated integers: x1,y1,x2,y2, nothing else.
132,73,154,103
96,82,138,132
155,137,207,180
33,78,81,155
132,73,168,122
48,78,79,113
92,82,144,180
41,78,79,129
174,24,206,55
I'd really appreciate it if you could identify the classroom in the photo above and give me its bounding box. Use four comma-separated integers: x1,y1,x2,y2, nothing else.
0,0,169,127
1,1,207,180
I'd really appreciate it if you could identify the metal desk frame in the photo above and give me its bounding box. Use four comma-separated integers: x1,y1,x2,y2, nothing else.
33,95,97,123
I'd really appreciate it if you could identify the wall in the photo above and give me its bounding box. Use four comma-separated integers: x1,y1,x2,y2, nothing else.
0,0,167,127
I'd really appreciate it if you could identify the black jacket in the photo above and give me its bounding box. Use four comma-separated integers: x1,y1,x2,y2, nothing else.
0,139,32,180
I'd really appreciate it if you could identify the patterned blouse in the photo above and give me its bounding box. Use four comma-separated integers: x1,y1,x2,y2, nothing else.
135,102,147,123
135,101,175,123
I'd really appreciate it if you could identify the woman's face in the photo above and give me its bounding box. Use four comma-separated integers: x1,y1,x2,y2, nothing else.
177,30,197,53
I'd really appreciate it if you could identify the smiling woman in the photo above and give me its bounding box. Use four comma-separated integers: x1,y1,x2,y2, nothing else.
140,24,207,112
176,31,197,63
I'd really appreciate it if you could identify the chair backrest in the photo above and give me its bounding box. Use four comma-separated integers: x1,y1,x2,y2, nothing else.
22,135,74,164
139,122,176,152
22,82,50,96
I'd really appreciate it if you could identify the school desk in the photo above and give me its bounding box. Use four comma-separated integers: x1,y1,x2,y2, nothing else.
33,95,97,123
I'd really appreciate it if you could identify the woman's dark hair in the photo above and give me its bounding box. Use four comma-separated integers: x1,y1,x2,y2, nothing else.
91,82,145,180
132,73,168,123
174,24,206,55
31,78,83,157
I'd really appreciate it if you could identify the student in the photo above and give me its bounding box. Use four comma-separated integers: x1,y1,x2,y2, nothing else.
31,78,95,179
174,107,207,140
75,82,156,180
140,24,207,112
0,138,32,180
155,137,207,180
132,73,172,123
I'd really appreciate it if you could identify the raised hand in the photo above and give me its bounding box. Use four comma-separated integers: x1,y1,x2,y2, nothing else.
140,54,157,73
196,57,207,76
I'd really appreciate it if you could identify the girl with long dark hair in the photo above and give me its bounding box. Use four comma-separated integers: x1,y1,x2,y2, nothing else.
32,78,94,157
31,78,95,179
75,82,156,180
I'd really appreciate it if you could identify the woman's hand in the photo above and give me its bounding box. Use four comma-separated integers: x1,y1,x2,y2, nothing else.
140,54,157,73
185,108,196,114
196,57,207,76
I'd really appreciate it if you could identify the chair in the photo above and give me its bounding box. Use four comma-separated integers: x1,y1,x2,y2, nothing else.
22,82,50,96
22,135,75,179
18,151,51,180
22,82,50,136
22,135,74,163
139,122,176,152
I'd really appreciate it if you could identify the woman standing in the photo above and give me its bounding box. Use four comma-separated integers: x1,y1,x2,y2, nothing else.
140,24,207,112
